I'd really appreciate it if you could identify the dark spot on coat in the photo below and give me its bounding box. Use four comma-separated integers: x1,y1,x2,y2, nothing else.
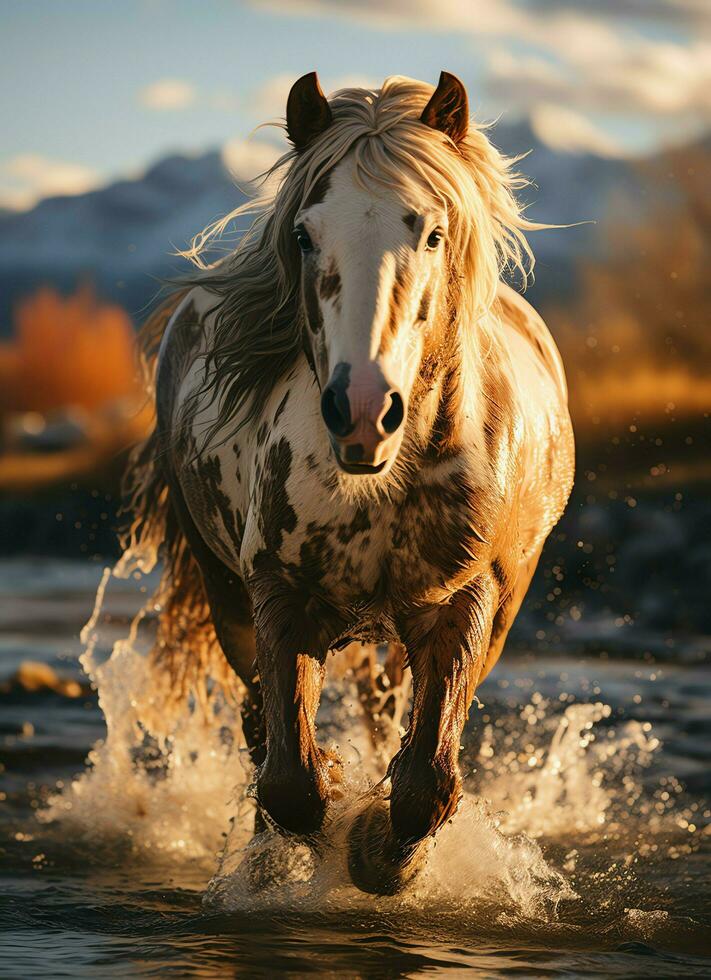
491,557,507,591
299,522,334,586
302,331,317,373
380,264,409,353
393,478,489,584
302,263,323,334
403,212,417,231
424,356,462,461
417,287,431,323
193,453,244,559
234,506,246,545
232,443,242,484
303,170,332,209
336,506,371,544
252,438,297,573
319,259,341,304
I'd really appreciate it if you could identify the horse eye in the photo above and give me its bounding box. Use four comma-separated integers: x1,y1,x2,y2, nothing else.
295,226,314,253
425,230,443,250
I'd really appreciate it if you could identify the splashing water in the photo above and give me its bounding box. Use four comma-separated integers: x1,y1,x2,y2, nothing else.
41,555,682,931
41,557,248,868
476,698,660,839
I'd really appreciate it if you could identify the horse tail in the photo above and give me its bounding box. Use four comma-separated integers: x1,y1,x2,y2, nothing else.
118,293,239,715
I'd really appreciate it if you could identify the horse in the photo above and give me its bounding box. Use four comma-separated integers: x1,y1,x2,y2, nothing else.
124,71,575,895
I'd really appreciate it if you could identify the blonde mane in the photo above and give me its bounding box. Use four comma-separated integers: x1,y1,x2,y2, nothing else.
173,75,538,441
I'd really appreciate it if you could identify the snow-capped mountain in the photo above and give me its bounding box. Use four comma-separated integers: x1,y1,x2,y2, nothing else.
0,151,247,330
0,125,654,331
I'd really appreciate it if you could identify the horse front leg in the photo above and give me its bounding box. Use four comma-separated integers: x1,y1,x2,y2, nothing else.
255,641,333,836
348,580,496,894
248,580,344,838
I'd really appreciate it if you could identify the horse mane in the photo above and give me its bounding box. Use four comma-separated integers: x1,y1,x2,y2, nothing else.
176,75,539,444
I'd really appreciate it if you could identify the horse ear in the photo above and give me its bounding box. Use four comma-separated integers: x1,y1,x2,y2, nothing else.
420,71,469,145
286,71,333,150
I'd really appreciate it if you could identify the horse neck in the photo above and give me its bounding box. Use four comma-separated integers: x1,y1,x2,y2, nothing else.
409,312,494,463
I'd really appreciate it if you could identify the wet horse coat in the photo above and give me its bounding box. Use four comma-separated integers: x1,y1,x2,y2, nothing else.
135,72,574,893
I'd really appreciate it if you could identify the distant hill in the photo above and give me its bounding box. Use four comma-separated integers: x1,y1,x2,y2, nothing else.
0,125,667,332
0,151,245,331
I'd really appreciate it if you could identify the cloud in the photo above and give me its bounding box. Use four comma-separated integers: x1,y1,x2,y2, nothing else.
249,73,296,119
221,72,381,184
252,0,711,34
251,0,711,135
138,78,196,111
138,78,245,113
252,0,527,37
221,137,283,182
247,72,380,121
524,0,711,26
530,104,626,157
487,39,711,121
0,154,102,210
591,41,711,117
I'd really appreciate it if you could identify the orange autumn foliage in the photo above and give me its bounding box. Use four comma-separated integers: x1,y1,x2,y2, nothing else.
0,286,140,415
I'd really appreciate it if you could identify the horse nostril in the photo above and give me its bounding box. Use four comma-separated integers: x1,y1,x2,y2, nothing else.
321,385,352,437
381,390,405,434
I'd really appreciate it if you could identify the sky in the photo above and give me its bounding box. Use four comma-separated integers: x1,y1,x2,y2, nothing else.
1,0,709,210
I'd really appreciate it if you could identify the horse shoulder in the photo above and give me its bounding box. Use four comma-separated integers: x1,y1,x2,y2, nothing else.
494,282,568,402
493,285,575,558
156,286,220,436
154,287,252,571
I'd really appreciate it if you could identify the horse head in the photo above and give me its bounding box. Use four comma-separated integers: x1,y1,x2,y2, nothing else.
287,71,470,476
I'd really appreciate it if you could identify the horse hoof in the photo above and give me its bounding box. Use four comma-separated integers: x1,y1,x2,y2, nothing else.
236,830,316,892
347,799,426,895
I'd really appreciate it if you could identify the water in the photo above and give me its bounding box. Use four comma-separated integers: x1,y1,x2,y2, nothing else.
1,557,710,978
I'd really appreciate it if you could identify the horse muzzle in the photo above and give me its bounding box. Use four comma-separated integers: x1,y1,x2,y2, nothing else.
321,363,405,475
330,428,397,475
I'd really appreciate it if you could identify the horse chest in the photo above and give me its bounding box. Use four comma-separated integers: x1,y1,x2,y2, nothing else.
246,442,387,600
180,404,489,625
246,439,486,614
386,474,488,600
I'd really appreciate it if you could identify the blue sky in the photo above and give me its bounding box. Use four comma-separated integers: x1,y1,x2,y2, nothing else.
1,0,709,209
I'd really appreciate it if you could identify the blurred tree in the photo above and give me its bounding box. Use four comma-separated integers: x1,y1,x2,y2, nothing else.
0,285,139,415
550,145,711,433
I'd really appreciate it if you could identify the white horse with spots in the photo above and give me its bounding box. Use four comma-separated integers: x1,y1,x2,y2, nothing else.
126,72,574,894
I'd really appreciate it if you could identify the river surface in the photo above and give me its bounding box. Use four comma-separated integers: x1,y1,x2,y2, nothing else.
1,557,710,978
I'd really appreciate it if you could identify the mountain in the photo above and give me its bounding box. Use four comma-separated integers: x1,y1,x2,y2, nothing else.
0,126,661,332
0,151,247,331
